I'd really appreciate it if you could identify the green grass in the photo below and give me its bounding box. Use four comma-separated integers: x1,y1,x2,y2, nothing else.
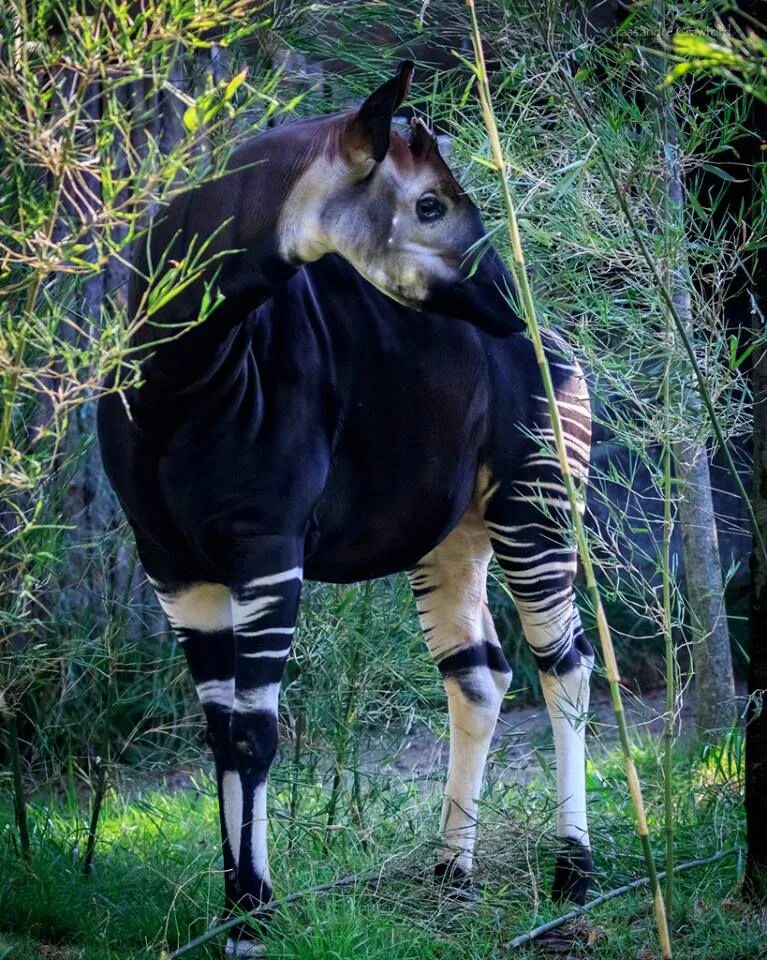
1,734,763,960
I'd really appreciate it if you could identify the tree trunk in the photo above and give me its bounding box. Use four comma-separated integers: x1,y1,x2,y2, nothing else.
674,434,736,732
662,93,735,736
744,89,767,902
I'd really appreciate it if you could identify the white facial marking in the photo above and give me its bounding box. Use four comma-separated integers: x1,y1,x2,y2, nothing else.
278,155,340,263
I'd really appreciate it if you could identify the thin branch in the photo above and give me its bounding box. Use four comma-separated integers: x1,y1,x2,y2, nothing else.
5,709,31,863
83,759,109,876
506,847,740,950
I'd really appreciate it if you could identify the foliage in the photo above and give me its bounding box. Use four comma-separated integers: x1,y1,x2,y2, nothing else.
668,26,767,101
0,741,758,959
0,0,282,773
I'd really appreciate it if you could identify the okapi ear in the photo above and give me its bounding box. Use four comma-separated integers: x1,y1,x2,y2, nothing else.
345,61,414,168
409,117,438,160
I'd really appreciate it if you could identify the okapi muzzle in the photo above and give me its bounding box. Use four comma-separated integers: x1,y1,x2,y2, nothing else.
426,241,520,338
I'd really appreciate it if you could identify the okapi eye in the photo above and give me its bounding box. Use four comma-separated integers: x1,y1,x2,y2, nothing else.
416,193,445,222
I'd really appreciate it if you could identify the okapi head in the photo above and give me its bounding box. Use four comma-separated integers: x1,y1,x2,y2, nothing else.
279,62,522,336
134,62,521,343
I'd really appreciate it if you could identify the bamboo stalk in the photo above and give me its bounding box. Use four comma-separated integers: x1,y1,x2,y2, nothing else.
326,582,369,834
289,702,305,825
662,361,676,918
83,758,109,876
464,3,672,956
6,709,31,863
657,4,677,913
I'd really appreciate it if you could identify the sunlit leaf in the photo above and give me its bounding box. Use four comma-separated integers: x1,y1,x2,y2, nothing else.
224,67,248,101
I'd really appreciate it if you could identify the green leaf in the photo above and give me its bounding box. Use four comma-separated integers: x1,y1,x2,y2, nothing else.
224,67,248,101
730,339,758,370
700,163,741,183
203,104,221,125
673,33,715,58
182,105,200,133
664,62,692,85
471,155,499,170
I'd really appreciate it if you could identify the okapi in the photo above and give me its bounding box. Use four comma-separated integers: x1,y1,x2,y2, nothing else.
98,63,593,956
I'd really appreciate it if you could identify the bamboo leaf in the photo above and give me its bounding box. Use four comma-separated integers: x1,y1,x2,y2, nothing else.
700,163,741,183
224,67,248,101
182,105,200,133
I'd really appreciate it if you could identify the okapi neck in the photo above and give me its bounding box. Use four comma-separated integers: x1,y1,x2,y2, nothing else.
127,119,333,375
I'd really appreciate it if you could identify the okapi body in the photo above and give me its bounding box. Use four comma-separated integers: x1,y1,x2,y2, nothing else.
98,67,593,956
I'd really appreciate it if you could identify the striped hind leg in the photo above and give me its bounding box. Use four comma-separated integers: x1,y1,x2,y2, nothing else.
409,505,513,881
486,350,594,903
486,499,594,903
484,451,594,901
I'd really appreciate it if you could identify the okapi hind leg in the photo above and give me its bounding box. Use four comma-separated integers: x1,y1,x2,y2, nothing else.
484,372,594,904
486,508,594,903
151,582,240,918
408,505,512,884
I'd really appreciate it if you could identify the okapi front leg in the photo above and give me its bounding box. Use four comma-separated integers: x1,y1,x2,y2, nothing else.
408,506,512,883
152,582,239,913
228,541,303,957
152,581,239,910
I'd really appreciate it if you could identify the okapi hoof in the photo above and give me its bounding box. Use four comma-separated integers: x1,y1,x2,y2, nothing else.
434,859,476,900
225,935,266,958
225,912,269,959
551,838,592,905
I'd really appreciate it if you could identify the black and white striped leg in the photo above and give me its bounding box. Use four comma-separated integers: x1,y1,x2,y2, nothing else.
409,506,512,883
485,372,594,904
227,540,303,957
152,582,240,913
488,511,594,902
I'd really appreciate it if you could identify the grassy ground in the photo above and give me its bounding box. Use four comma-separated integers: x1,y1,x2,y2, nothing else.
1,730,763,960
